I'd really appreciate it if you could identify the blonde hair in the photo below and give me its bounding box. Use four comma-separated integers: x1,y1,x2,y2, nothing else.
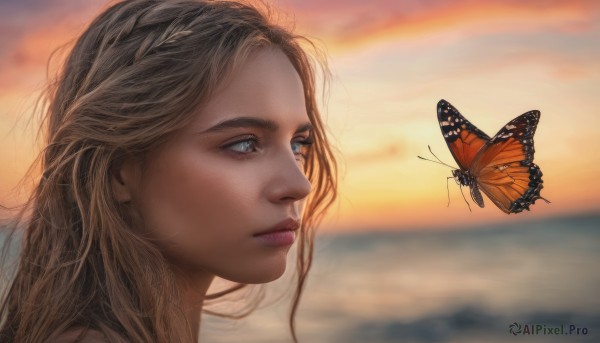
0,0,338,342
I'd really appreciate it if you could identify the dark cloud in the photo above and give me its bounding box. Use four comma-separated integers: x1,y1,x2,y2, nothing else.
0,0,103,59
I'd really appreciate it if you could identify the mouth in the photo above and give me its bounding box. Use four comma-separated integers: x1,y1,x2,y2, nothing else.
252,217,300,237
252,217,300,247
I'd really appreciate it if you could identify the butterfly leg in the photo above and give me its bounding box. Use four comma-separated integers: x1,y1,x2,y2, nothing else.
446,176,453,207
458,184,472,212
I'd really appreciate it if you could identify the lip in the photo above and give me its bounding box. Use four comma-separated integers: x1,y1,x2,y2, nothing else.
253,217,300,247
253,217,300,237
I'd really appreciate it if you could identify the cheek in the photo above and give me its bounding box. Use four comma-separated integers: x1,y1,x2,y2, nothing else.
136,149,258,263
132,145,293,284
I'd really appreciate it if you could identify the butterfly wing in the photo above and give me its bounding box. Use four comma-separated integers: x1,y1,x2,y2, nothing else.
470,110,548,213
438,99,490,171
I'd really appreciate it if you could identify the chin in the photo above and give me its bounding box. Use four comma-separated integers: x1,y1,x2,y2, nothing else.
221,254,289,284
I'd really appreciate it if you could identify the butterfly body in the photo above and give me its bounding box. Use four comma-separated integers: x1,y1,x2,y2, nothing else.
452,169,475,188
451,169,485,208
435,99,549,214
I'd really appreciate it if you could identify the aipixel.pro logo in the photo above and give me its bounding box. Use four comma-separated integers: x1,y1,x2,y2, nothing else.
509,322,589,336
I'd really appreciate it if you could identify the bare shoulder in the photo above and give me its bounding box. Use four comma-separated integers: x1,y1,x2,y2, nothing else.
49,328,110,343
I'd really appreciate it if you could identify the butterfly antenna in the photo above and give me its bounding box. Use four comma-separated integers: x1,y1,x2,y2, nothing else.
458,185,472,212
417,145,455,169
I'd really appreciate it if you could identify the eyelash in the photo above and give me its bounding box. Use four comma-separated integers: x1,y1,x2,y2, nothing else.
224,135,314,160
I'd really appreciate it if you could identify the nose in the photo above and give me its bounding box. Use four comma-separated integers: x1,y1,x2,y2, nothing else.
266,150,312,204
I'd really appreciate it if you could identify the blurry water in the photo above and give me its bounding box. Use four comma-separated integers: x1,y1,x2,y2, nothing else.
2,212,598,342
202,212,600,343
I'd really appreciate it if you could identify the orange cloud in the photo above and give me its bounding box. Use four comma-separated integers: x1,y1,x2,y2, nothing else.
279,0,599,52
346,142,406,164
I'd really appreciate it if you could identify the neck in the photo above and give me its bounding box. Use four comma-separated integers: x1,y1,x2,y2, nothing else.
172,266,215,342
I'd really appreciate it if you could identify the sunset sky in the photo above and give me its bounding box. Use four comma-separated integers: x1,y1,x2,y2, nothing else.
1,0,599,232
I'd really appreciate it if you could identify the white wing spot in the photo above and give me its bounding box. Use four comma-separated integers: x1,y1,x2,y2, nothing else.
505,124,516,130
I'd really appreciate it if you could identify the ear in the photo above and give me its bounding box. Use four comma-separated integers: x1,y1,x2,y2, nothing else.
110,156,140,203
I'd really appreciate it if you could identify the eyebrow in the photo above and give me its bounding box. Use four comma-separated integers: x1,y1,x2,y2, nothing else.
197,116,314,135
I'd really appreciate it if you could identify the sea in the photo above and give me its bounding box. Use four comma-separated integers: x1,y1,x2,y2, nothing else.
2,212,598,342
201,211,600,343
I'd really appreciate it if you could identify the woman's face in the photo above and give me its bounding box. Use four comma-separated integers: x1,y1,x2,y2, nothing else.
126,47,313,284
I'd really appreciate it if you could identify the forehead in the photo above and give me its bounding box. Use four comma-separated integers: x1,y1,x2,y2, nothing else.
190,47,308,131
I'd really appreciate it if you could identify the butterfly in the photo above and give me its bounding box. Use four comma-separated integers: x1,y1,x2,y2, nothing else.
419,99,550,214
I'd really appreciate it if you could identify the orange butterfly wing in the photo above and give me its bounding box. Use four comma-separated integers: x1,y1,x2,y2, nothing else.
438,99,490,170
470,110,548,213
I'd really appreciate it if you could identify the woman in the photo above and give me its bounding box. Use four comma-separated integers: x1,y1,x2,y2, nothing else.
0,0,338,342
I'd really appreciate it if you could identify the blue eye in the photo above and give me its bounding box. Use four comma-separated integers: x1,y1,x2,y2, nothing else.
227,136,259,153
292,137,314,161
224,135,314,160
